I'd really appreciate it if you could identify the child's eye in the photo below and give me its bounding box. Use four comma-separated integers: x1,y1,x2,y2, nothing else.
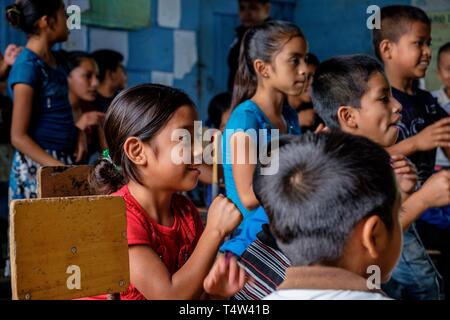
380,96,390,104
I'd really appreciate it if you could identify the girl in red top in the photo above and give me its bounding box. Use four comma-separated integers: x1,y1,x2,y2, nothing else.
90,84,245,300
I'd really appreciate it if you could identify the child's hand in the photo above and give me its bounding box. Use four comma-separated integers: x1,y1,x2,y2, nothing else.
391,155,417,196
418,170,450,209
206,195,242,239
3,44,22,66
75,111,105,131
412,117,450,151
204,253,246,299
314,123,329,134
298,109,315,128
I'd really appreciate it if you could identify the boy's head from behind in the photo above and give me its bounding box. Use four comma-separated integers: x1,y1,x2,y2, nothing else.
254,132,402,282
437,42,450,92
311,54,402,147
373,5,432,80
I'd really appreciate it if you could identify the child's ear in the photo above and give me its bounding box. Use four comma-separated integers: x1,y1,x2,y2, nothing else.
37,15,50,30
379,40,393,60
123,137,149,166
361,215,385,260
337,106,358,130
253,59,270,79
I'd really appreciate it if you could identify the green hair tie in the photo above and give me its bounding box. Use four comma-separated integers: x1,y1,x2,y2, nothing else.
102,149,122,173
102,149,111,160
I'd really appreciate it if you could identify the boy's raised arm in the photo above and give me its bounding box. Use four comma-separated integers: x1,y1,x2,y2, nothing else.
387,117,450,157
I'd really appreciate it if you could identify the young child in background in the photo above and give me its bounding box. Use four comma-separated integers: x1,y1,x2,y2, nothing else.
90,84,244,300
221,20,305,259
261,132,402,300
433,42,450,170
207,92,233,132
287,53,323,132
6,0,86,198
67,51,106,164
373,5,449,300
92,49,127,113
228,0,272,91
313,53,449,300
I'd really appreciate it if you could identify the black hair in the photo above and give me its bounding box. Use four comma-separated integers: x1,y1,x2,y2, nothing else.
305,53,320,67
311,54,386,130
438,42,450,67
5,0,64,35
91,50,125,82
232,20,305,109
66,51,96,73
90,84,196,195
207,92,232,129
253,131,398,266
373,5,431,60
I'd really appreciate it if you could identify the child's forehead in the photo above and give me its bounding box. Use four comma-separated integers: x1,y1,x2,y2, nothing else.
168,106,198,127
399,20,431,39
365,72,390,93
278,36,307,55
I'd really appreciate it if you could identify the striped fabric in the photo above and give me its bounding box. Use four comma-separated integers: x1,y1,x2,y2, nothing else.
233,238,291,300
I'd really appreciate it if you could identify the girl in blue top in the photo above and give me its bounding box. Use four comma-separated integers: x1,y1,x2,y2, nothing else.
221,21,308,257
6,0,85,201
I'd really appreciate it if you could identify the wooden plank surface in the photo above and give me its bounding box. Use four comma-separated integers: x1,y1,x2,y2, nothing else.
10,196,129,300
38,166,96,198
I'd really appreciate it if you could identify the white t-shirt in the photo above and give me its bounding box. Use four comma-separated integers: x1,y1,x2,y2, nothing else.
265,289,392,300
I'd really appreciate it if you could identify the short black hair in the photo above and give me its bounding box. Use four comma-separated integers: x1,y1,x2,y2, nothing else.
305,53,320,67
311,54,385,130
253,131,398,266
91,50,124,82
438,42,450,67
208,92,232,129
66,51,95,73
373,5,431,60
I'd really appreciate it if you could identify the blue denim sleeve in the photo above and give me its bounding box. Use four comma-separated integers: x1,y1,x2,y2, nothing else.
420,206,450,230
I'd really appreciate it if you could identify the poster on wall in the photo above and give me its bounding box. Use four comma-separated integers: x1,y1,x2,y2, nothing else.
81,0,151,30
412,0,450,91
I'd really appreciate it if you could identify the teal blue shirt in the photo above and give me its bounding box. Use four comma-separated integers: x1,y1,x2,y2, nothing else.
220,100,301,257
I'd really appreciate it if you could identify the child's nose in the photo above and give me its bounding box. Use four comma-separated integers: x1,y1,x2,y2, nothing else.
392,97,402,113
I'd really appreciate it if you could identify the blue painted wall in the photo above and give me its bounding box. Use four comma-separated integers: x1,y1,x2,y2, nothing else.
0,0,426,120
294,0,410,62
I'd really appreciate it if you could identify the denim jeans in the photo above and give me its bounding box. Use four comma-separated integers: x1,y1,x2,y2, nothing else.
383,224,444,300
